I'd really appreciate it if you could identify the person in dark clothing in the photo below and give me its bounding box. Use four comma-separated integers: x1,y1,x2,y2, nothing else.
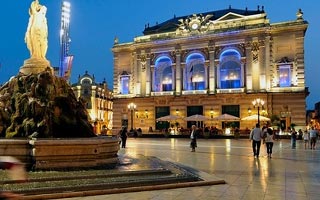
190,125,199,152
249,123,263,158
120,126,128,148
291,128,297,149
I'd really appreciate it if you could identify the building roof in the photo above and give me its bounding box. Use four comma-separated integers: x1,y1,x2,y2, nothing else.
143,6,265,35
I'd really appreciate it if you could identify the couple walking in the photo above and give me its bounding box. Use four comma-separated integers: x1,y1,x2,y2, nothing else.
250,123,274,158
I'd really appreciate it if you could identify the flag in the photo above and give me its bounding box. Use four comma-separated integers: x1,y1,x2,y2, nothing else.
63,55,74,80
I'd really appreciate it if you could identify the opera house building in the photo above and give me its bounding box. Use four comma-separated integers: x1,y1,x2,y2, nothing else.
112,6,308,134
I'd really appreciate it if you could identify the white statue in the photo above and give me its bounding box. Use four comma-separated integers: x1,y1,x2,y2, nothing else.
25,0,48,59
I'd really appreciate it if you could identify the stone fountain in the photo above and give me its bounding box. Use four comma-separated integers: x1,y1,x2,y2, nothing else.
0,0,119,170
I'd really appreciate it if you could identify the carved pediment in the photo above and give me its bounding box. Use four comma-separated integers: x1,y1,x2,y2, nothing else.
216,12,244,21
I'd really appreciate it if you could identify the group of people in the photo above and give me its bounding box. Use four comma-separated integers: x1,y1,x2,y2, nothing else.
249,124,320,158
302,126,319,150
249,123,275,158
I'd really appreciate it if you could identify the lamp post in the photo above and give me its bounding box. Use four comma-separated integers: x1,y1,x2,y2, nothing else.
252,98,265,126
127,103,136,131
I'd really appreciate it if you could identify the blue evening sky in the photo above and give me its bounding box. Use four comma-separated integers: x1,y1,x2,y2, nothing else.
0,0,319,109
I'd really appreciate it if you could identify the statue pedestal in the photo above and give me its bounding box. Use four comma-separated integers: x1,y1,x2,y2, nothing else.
20,58,53,75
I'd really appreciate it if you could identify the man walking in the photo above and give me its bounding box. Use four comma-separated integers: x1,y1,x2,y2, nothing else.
249,123,264,158
309,126,318,150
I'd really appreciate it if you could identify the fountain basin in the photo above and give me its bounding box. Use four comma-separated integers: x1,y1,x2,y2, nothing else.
0,137,119,170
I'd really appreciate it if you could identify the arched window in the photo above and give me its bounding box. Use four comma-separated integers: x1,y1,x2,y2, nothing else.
219,49,242,89
119,71,130,94
154,56,173,92
186,53,205,90
279,65,291,87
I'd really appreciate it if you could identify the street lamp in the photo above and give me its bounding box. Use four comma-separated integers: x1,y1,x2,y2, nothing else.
127,103,136,131
252,98,265,125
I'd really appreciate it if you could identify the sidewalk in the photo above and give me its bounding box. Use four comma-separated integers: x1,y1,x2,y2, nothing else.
59,138,320,200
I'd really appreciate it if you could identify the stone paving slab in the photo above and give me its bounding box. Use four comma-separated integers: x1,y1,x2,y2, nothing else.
58,138,320,200
2,153,225,200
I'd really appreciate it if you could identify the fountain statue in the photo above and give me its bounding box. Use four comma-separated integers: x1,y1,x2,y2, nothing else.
0,1,119,170
20,0,52,75
0,0,95,138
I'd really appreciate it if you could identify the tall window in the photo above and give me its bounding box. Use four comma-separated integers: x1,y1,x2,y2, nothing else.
80,77,92,109
119,71,130,94
186,106,203,128
186,53,205,90
219,49,242,89
154,56,173,92
222,105,240,129
279,65,291,87
155,106,170,130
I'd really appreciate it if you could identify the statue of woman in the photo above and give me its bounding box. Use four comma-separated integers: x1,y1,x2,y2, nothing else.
25,0,48,60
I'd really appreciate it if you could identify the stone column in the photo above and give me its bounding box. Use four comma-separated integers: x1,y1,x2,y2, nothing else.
208,46,215,94
245,41,253,91
150,66,155,92
295,32,305,87
135,53,142,96
265,36,271,90
181,63,186,91
175,50,182,95
145,55,151,96
259,40,266,90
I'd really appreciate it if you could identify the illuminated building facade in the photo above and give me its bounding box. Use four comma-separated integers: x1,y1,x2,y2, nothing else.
72,71,113,134
112,7,308,133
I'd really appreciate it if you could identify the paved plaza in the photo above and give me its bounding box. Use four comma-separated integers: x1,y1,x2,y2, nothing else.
63,138,320,200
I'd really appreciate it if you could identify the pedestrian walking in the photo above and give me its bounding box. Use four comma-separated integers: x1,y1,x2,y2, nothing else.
303,129,310,149
309,126,318,150
265,128,275,158
275,128,281,141
291,128,297,149
120,126,128,148
190,125,198,152
249,123,263,158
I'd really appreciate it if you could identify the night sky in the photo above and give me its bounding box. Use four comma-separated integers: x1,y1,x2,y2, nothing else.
0,0,319,109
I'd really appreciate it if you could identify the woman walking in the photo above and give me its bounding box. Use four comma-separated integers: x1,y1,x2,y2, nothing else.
120,126,128,148
265,128,275,158
190,125,198,152
303,130,310,149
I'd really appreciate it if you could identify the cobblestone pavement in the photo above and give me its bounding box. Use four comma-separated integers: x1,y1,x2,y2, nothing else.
61,138,320,200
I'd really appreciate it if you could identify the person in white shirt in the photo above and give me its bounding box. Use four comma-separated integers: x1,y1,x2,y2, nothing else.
265,128,275,158
249,123,263,158
303,130,310,149
309,126,318,150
